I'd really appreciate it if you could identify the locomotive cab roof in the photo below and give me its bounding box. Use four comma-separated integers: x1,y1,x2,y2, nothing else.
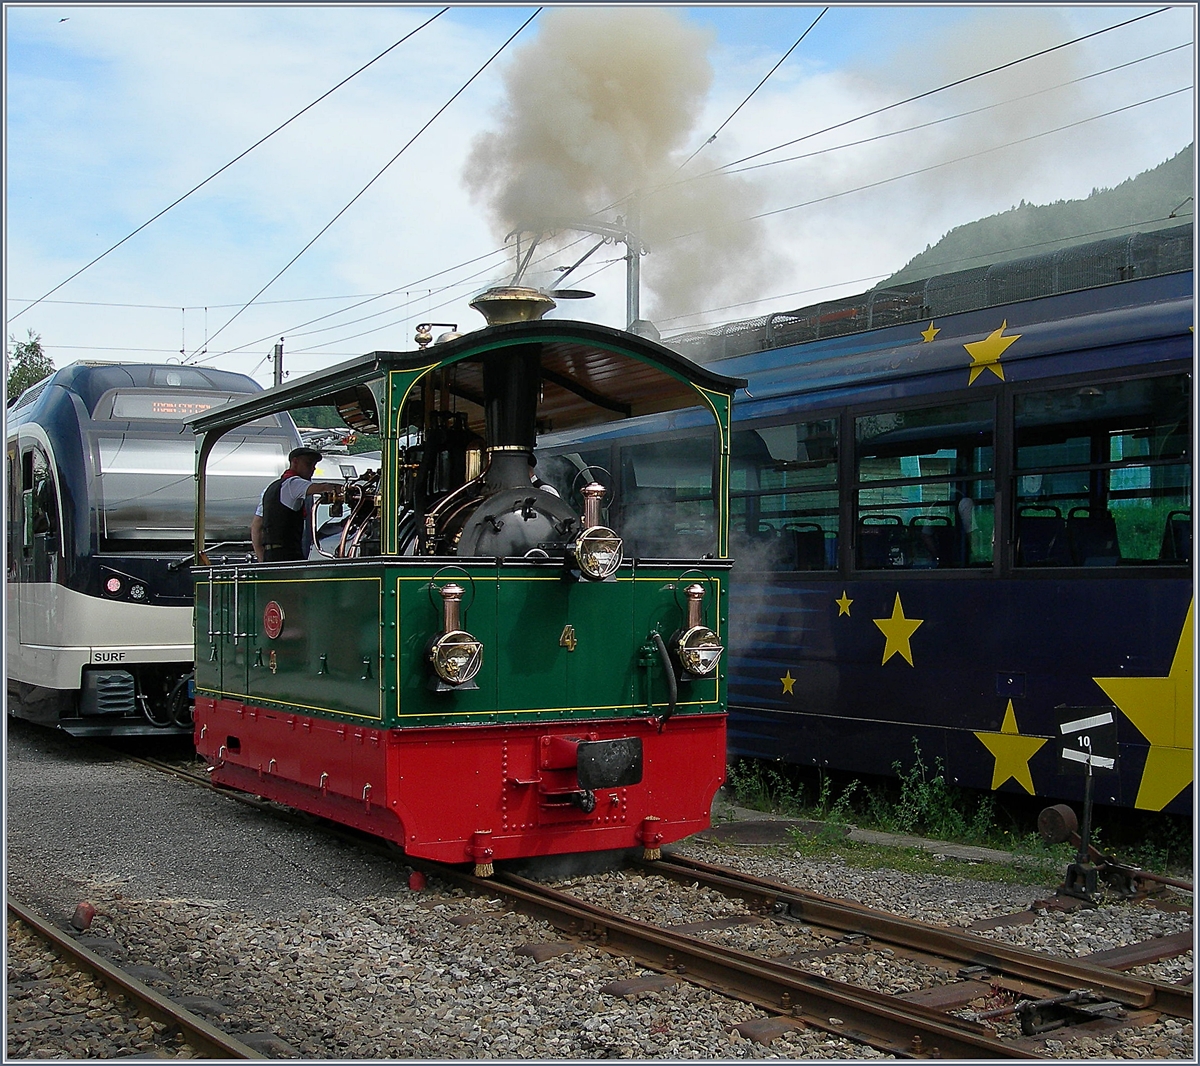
189,318,747,438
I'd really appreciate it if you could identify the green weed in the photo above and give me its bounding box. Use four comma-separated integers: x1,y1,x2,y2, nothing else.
724,758,805,815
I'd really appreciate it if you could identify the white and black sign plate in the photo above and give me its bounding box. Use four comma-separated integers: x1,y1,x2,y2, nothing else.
1056,706,1117,774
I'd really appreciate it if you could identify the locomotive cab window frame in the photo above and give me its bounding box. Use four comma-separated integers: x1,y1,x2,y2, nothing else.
617,428,718,560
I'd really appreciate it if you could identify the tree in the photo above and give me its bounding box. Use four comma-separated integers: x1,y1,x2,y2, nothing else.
7,329,54,403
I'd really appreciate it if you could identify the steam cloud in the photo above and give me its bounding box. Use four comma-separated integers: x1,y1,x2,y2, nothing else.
463,7,785,324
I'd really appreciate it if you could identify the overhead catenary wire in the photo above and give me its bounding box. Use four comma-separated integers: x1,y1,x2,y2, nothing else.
196,229,598,365
192,245,513,363
222,33,1192,362
662,85,1193,245
186,7,543,362
26,8,1186,369
657,211,1192,334
43,204,1189,362
8,7,449,326
592,6,1174,224
723,41,1195,176
17,39,1187,325
708,6,1172,175
676,7,828,172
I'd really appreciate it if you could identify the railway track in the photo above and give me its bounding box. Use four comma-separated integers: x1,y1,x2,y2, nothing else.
649,853,1194,1018
397,856,1191,1059
6,896,262,1060
93,749,1195,1058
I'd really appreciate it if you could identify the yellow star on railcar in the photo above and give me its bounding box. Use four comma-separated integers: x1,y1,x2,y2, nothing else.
965,320,1021,384
781,670,796,696
873,593,923,666
974,700,1048,794
1092,599,1194,811
835,591,853,616
920,321,940,343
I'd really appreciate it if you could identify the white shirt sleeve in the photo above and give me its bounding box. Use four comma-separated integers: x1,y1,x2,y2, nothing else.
255,488,266,518
279,476,310,510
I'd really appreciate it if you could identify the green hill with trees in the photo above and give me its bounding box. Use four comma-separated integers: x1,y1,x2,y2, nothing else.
882,143,1193,286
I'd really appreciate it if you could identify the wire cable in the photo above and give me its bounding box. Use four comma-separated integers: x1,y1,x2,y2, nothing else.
724,41,1194,176
655,211,1192,335
8,8,449,325
664,85,1192,243
189,244,512,364
591,6,1174,224
186,8,542,362
677,7,828,171
711,6,1172,174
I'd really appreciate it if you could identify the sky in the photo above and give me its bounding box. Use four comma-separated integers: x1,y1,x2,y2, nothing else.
4,3,1196,388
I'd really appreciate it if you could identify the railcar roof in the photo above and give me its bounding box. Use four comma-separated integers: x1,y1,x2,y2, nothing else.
189,319,747,436
705,272,1193,403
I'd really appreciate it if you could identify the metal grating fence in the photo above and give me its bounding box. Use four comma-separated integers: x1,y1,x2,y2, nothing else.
667,224,1194,362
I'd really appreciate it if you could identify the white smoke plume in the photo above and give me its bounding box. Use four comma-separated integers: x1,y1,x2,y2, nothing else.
463,7,785,324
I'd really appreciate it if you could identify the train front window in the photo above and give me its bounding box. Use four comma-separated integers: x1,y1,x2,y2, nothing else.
618,432,715,558
731,417,839,571
1013,373,1191,566
854,400,995,569
95,435,289,544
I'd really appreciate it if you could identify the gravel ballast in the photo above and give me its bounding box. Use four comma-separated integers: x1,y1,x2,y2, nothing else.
5,720,1193,1059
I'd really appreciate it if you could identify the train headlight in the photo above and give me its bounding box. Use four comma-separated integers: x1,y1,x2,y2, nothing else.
428,581,482,689
573,526,623,580
129,583,148,602
429,630,484,685
104,576,122,596
675,625,724,676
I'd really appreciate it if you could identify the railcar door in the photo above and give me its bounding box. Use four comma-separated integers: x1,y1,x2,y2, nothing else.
193,568,224,696
194,566,251,701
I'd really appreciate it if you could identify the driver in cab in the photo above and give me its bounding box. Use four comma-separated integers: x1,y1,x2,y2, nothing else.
252,446,345,562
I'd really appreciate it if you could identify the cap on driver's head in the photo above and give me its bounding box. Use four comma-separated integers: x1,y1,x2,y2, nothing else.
289,446,322,463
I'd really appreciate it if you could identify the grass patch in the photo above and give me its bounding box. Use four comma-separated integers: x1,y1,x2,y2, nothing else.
723,748,1192,877
782,832,1069,886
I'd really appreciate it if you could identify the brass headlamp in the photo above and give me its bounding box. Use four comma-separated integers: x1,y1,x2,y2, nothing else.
428,583,483,689
672,583,723,678
571,482,623,580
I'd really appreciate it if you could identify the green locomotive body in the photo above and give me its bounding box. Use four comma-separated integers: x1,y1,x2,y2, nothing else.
190,290,744,869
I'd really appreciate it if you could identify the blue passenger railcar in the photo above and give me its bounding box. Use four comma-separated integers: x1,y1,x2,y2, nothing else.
540,264,1192,814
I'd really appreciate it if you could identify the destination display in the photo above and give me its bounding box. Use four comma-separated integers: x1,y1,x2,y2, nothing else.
110,391,234,420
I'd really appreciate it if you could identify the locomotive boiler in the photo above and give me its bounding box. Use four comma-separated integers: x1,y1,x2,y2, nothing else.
189,288,745,872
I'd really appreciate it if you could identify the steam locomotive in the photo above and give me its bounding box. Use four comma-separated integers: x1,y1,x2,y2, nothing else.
190,287,745,872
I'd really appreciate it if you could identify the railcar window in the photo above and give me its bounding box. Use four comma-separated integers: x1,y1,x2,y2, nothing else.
6,452,19,578
1013,373,1191,566
854,400,995,569
731,418,839,571
95,435,289,544
29,446,59,539
618,433,715,558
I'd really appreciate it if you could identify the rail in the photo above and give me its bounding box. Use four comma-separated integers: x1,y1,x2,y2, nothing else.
403,858,1037,1059
647,853,1193,1020
7,896,262,1060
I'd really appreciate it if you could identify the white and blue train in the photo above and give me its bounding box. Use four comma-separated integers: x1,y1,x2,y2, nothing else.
6,361,298,736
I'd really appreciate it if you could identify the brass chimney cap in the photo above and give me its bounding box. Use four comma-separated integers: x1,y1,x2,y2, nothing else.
470,286,556,326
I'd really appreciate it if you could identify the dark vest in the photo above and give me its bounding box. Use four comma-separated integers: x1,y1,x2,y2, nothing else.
261,476,305,561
